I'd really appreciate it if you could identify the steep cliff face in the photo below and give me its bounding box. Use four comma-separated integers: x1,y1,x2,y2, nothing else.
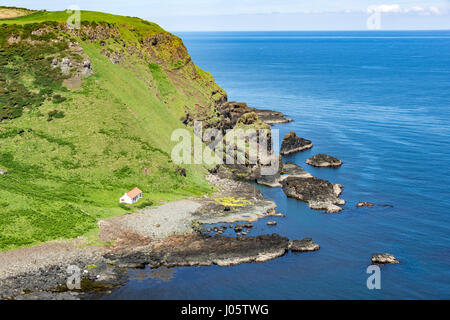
0,10,228,250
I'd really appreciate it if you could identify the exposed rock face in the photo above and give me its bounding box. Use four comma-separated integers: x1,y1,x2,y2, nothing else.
267,221,277,226
0,169,8,175
356,202,374,208
281,176,345,213
371,253,400,264
217,101,253,131
67,23,121,42
101,49,121,64
306,154,342,168
52,41,93,89
289,238,320,252
60,57,71,74
280,132,313,155
109,234,291,268
251,109,292,125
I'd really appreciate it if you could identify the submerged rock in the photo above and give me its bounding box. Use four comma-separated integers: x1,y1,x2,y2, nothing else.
280,132,313,155
356,202,374,208
281,176,345,213
371,253,400,264
306,154,342,168
289,238,320,252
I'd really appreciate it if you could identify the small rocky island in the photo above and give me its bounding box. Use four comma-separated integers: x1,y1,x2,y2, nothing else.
306,154,342,168
371,253,400,264
289,238,320,252
280,131,313,155
281,176,345,213
356,202,374,208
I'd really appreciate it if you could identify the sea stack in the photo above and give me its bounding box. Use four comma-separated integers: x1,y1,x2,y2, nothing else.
280,131,313,155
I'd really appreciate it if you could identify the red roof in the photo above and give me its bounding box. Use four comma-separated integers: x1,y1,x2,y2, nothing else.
127,187,143,198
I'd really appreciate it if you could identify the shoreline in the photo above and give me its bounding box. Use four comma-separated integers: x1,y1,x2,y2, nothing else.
0,107,324,300
0,119,299,300
0,173,300,300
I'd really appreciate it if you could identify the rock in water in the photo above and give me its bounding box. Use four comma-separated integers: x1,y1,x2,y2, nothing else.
371,253,400,264
267,221,277,226
290,238,320,252
280,132,313,155
306,154,342,168
356,202,374,208
252,109,292,125
281,176,345,213
281,162,312,178
112,234,291,267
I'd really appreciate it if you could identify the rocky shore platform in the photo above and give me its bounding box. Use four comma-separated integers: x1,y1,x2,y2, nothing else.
251,108,292,125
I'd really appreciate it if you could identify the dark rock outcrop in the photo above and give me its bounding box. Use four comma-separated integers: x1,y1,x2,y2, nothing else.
280,132,313,155
289,238,320,252
217,101,253,131
371,253,400,264
111,234,291,267
281,176,345,213
306,154,342,168
251,109,292,125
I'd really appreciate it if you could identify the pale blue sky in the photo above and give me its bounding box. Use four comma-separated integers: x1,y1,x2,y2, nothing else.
3,0,450,30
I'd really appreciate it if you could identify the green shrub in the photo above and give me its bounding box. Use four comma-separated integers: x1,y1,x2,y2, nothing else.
47,109,65,121
52,94,66,104
136,199,153,209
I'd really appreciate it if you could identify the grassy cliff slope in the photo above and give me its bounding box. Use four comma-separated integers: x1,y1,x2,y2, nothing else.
0,9,226,251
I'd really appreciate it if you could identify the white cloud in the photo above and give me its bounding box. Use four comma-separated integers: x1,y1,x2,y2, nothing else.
429,6,441,15
367,4,402,14
409,6,425,13
367,4,443,15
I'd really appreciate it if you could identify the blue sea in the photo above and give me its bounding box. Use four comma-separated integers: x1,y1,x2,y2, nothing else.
105,31,450,299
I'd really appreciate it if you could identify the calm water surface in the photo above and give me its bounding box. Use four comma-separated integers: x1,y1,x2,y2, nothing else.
103,31,450,299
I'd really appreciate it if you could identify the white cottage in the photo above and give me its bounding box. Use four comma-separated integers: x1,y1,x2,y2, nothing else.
120,187,143,204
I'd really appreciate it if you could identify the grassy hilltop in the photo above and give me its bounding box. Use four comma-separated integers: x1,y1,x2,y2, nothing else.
0,8,226,250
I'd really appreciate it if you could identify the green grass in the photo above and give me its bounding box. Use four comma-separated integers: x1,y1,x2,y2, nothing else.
149,63,177,97
0,9,226,251
1,10,165,33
